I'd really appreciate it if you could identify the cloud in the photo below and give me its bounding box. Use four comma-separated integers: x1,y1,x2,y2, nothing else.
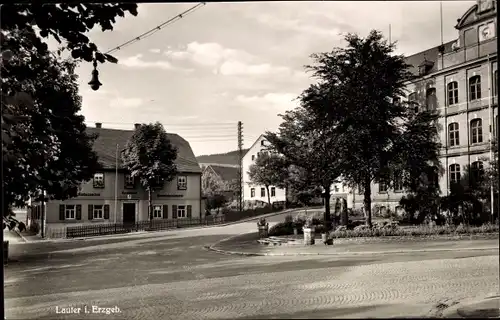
235,92,299,113
218,61,291,76
148,48,161,54
109,97,144,109
119,54,175,70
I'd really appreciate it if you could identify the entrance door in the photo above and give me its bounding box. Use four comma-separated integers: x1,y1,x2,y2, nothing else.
123,203,136,224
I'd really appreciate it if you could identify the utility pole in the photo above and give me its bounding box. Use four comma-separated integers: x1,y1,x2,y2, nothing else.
237,121,243,212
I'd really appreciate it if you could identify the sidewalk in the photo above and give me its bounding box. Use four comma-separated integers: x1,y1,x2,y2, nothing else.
209,233,500,256
441,295,500,318
12,207,305,243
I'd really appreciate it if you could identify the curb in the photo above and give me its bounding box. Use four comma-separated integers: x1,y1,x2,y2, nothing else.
13,207,309,243
439,294,500,318
205,234,500,257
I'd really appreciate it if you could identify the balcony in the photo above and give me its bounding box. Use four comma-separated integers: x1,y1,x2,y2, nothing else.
438,38,497,70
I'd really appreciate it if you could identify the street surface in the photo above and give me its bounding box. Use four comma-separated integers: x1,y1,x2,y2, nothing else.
4,210,500,319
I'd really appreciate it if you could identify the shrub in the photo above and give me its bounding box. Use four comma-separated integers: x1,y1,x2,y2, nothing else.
284,214,293,224
268,221,294,236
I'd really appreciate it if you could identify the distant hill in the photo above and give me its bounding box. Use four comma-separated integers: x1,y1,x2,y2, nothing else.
196,149,249,166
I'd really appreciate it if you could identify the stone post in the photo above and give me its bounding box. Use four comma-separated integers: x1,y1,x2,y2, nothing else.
303,226,315,245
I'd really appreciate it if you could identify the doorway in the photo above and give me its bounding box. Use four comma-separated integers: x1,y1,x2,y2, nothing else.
123,203,136,225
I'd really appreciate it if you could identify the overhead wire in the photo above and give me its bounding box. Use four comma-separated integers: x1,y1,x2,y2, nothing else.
104,3,206,55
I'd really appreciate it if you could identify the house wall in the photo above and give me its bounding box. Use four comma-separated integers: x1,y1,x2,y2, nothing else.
41,171,202,226
242,135,286,204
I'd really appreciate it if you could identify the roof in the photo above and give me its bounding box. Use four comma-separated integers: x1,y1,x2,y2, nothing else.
87,127,201,173
207,165,239,182
404,40,455,76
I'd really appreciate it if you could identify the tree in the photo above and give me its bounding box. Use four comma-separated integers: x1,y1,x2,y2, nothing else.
248,152,288,205
202,169,229,214
2,28,100,231
265,98,343,228
304,30,440,227
286,165,323,207
121,122,178,222
1,3,138,64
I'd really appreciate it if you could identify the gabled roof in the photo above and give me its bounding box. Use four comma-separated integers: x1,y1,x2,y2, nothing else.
207,165,239,182
242,134,265,160
87,127,201,173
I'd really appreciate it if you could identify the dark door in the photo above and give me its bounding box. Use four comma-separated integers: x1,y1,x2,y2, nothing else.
123,203,136,224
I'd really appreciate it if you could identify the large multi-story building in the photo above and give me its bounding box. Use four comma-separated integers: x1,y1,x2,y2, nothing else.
333,0,498,215
29,123,203,237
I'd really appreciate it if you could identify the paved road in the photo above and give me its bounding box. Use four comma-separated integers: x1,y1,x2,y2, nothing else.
5,212,499,319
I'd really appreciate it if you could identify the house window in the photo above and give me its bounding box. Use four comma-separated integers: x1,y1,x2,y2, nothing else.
394,173,403,192
448,122,460,147
93,205,104,219
470,161,484,186
65,205,76,219
334,186,339,192
378,179,388,193
449,164,461,186
426,88,437,110
93,173,104,188
251,155,255,161
260,187,265,197
447,81,459,106
251,188,255,197
124,174,134,189
393,97,401,106
470,118,483,144
408,92,418,113
261,140,265,146
177,176,187,190
177,205,186,218
469,75,481,101
271,187,276,197
153,205,163,219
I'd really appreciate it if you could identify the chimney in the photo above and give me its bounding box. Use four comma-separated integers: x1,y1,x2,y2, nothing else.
95,122,102,128
134,123,141,129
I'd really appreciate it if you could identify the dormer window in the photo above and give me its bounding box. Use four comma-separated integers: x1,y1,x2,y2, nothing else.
418,58,434,76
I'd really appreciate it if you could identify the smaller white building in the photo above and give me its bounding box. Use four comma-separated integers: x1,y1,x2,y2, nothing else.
242,135,286,205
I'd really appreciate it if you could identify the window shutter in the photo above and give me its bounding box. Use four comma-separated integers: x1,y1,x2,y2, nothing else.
76,205,82,220
187,205,192,218
104,205,110,219
88,205,94,220
59,204,65,220
172,205,177,219
163,205,168,219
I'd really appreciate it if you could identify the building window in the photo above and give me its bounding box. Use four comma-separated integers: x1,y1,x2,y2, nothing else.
271,187,276,197
447,81,459,106
334,185,339,192
93,205,104,219
449,164,461,186
393,97,401,106
470,161,484,186
177,176,187,190
251,155,255,160
469,75,481,101
93,173,105,188
153,205,163,219
177,205,186,218
494,70,498,96
426,88,437,110
251,188,255,197
65,205,76,219
378,179,388,193
261,140,265,146
124,174,134,189
394,173,403,192
448,122,460,147
470,118,483,144
260,187,265,197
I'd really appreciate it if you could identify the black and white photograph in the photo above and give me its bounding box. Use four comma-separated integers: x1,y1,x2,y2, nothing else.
2,0,499,319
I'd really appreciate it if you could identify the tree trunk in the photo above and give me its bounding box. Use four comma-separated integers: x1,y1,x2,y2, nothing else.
363,178,372,228
266,185,271,206
324,185,331,229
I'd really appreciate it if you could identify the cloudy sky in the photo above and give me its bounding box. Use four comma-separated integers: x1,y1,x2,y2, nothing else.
73,1,475,156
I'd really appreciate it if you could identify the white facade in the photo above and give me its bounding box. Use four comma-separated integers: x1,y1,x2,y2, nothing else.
242,135,287,205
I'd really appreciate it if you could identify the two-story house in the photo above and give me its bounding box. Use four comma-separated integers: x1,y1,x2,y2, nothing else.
331,0,497,216
242,135,287,206
30,123,203,237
